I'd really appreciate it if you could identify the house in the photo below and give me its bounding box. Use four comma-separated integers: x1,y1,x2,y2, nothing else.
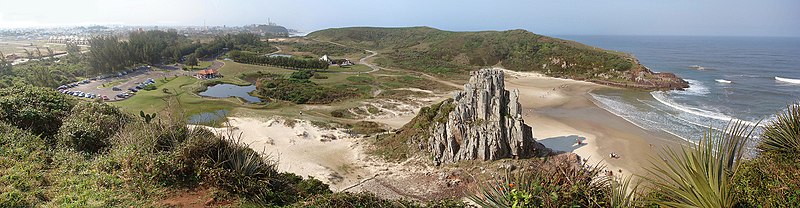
196,69,219,79
319,55,331,63
320,54,354,66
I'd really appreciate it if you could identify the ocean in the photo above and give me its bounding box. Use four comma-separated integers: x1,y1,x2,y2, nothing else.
556,35,800,142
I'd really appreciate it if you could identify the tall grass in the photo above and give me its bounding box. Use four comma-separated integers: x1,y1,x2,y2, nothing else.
643,121,757,208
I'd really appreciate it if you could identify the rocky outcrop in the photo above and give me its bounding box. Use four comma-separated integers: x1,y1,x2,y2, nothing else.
428,69,549,165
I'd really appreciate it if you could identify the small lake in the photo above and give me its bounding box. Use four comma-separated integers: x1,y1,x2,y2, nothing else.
187,109,228,125
199,84,262,103
269,54,292,58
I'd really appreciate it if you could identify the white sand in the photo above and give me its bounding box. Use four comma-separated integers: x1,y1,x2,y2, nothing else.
198,117,371,191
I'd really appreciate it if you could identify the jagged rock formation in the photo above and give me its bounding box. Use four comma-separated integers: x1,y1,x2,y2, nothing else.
428,69,549,164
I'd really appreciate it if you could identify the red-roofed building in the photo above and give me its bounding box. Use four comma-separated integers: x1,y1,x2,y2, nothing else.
196,69,219,79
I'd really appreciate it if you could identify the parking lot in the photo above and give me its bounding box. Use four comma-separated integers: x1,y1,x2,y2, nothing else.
61,65,193,101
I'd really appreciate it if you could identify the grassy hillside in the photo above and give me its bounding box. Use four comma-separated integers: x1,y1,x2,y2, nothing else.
308,27,688,90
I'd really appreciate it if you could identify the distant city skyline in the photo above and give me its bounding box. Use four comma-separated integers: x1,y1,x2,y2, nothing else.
1,0,798,37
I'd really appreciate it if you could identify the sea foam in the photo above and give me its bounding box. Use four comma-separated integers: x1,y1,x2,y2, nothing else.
775,76,800,84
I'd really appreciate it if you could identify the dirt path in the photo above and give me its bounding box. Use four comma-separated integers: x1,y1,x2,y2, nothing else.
355,48,462,88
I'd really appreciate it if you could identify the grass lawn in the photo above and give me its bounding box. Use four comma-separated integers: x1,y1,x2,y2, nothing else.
110,76,252,119
324,64,373,73
188,61,213,69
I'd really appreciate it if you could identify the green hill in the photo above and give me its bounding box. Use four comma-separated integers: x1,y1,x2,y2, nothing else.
308,27,687,90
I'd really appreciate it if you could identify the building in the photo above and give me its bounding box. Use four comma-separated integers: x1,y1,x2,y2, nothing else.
319,55,331,63
320,55,354,66
196,69,219,79
48,36,90,45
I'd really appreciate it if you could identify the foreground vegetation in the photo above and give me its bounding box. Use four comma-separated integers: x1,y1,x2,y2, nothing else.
0,85,465,207
466,108,800,207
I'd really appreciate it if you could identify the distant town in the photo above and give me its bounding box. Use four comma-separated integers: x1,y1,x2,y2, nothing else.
0,21,300,64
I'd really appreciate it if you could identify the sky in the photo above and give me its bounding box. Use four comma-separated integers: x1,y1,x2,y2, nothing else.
1,0,798,37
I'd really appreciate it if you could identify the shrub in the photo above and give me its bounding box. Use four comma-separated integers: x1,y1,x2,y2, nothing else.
0,122,50,207
290,70,315,80
350,121,386,134
0,85,76,138
733,153,800,207
142,84,157,91
469,158,612,207
57,101,132,153
312,73,328,79
257,78,359,104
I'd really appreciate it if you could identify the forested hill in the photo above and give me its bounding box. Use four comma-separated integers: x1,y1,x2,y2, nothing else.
308,27,688,90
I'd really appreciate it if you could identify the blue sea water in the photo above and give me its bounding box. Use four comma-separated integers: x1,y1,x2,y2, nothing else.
556,35,800,141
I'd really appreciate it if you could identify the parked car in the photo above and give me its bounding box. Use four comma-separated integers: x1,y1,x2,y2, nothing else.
102,95,109,100
129,88,139,92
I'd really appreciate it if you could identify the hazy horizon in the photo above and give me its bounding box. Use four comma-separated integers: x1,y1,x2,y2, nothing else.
1,0,798,37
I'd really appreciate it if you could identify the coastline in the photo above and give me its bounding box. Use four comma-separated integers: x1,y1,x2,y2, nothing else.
194,68,691,197
501,69,687,175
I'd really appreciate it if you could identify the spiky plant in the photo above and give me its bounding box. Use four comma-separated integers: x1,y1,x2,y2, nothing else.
644,121,757,208
610,175,641,208
759,104,800,154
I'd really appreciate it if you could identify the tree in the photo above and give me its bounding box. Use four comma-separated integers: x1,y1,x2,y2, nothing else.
185,53,198,68
46,47,54,58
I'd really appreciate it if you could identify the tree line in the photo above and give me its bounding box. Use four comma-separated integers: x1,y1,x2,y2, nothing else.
228,50,329,70
87,31,272,75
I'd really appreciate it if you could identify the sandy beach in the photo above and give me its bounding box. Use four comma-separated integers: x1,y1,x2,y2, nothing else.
501,69,686,175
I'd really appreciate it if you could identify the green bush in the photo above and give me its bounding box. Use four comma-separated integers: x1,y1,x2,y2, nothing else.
0,85,76,138
734,153,800,207
57,101,132,153
469,159,612,207
0,122,50,207
142,84,157,91
257,78,359,104
290,70,315,80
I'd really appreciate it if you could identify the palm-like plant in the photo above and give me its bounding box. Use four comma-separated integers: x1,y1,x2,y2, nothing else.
759,104,800,154
610,175,641,208
644,121,757,208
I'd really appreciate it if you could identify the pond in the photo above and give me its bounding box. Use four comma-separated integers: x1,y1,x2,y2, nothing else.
199,84,262,103
269,54,292,58
187,109,228,125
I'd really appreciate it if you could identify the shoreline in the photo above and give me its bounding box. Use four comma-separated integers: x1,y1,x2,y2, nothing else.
194,68,691,198
501,69,687,175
